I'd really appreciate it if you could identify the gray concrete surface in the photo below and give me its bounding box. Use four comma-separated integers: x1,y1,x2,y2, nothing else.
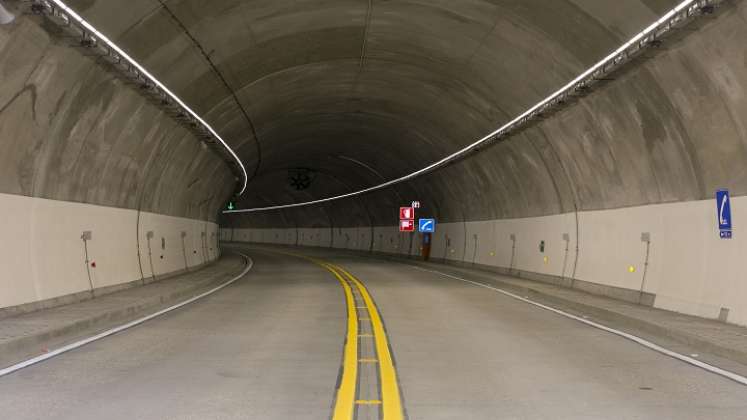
1,2,746,417
1,247,746,419
237,243,747,371
2,1,745,228
0,250,345,419
331,248,747,371
0,253,246,368
0,1,234,221
411,259,747,370
316,251,747,420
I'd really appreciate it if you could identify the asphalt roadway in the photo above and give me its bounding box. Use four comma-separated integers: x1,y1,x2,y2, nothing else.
0,247,745,419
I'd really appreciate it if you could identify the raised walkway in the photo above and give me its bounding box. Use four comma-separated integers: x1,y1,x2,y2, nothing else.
0,253,248,369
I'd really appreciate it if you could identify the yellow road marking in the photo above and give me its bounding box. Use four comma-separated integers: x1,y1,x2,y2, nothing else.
356,400,383,405
254,249,403,420
359,358,378,363
333,264,404,420
317,263,358,420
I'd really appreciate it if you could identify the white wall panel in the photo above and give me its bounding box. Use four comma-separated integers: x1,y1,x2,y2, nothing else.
227,196,747,326
0,193,219,309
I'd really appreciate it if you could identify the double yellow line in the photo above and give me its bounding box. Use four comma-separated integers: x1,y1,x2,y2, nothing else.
256,249,403,419
320,262,404,420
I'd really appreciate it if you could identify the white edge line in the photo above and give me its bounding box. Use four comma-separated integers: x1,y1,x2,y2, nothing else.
224,0,698,213
409,265,747,387
0,254,254,378
48,0,249,196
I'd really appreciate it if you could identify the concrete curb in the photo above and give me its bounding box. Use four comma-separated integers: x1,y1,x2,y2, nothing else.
0,258,220,321
0,256,246,367
400,258,747,367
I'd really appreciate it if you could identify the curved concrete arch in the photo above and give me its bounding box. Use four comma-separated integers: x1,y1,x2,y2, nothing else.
61,0,666,192
23,0,742,223
4,0,747,329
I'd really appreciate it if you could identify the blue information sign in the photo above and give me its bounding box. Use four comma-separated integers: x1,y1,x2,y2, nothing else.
716,189,732,239
419,219,436,233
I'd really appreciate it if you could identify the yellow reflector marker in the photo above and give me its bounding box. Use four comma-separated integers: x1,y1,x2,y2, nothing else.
628,265,636,273
543,256,549,264
356,400,383,405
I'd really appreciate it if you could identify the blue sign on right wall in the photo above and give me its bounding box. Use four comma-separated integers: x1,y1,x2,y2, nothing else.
419,219,436,233
716,189,732,239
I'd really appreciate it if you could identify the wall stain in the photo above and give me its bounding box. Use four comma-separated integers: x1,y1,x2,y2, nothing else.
636,98,667,155
0,84,37,122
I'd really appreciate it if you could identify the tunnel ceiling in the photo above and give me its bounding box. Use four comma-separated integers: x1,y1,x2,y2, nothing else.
64,0,683,214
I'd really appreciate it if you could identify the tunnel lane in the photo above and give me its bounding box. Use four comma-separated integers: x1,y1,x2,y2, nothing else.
260,249,405,420
3,0,747,418
0,247,406,420
323,262,405,420
285,248,747,420
0,251,348,419
0,253,254,378
1,247,746,419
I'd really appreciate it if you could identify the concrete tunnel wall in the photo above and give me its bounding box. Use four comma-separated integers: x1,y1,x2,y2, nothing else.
227,194,747,326
1,0,746,327
0,7,231,311
223,2,747,327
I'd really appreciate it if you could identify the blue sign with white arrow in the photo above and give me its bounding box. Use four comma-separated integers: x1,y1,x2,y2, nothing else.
419,218,436,233
716,189,732,239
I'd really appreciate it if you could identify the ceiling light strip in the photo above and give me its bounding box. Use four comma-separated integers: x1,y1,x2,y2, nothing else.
227,0,723,213
31,0,249,195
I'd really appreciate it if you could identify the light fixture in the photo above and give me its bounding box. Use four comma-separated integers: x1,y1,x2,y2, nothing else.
0,1,15,24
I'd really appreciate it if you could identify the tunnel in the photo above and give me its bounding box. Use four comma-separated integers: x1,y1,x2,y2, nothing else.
1,0,746,418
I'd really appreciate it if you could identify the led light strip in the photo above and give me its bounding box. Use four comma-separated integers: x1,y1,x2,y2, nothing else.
226,0,723,213
33,0,249,195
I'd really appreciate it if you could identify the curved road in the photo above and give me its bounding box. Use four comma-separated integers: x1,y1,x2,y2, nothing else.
0,247,745,419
